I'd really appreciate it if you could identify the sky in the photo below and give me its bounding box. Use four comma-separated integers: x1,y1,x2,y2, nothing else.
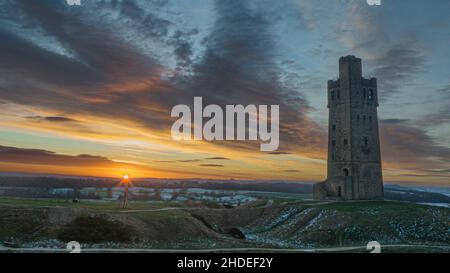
0,0,449,185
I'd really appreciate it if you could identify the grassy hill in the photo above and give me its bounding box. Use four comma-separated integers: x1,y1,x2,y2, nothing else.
0,197,448,252
239,201,449,248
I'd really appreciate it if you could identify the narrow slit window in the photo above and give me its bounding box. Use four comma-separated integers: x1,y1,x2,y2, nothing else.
368,89,374,101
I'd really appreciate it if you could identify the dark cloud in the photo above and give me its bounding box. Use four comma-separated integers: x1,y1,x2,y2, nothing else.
416,84,450,127
430,169,450,173
27,116,77,123
177,159,201,163
0,27,101,86
399,173,450,178
174,0,326,155
114,0,172,38
0,145,115,167
44,116,77,122
173,40,192,63
338,2,427,99
371,45,426,98
283,170,300,173
199,164,224,167
14,1,152,76
205,157,230,160
414,168,450,176
267,152,291,155
380,119,450,168
0,1,179,131
107,0,196,67
153,159,203,163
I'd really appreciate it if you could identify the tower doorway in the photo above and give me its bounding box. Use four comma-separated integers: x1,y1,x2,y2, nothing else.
343,168,349,176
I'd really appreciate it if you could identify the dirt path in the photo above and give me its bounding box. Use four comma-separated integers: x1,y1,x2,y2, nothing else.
117,207,229,213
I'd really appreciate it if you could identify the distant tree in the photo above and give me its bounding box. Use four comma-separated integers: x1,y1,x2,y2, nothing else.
171,190,180,200
154,188,162,200
107,187,113,199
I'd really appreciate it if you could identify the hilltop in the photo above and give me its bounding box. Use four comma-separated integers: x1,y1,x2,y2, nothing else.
0,197,448,252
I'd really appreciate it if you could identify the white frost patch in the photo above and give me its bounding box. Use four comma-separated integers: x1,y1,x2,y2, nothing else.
417,203,450,208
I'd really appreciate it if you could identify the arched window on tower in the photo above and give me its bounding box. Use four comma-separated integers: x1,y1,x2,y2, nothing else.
343,168,349,177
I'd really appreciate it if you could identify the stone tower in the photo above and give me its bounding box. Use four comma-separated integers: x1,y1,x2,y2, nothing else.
314,56,384,200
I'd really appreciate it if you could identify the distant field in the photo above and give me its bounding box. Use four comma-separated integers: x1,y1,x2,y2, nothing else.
241,191,312,200
0,197,198,210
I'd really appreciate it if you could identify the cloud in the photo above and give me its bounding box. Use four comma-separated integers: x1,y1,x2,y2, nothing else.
380,119,450,169
0,145,231,179
267,151,291,155
0,1,180,134
153,159,203,163
153,157,229,164
205,157,230,160
199,164,224,168
336,1,427,98
174,0,327,156
0,145,114,167
113,0,172,38
416,84,450,127
1,0,447,183
398,173,450,179
371,45,426,97
0,0,326,157
27,116,78,123
283,170,300,173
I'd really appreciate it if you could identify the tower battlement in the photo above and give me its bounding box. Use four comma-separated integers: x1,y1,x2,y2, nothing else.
314,56,384,201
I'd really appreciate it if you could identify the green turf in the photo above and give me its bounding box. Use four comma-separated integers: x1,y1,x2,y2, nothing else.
0,197,448,252
0,197,186,210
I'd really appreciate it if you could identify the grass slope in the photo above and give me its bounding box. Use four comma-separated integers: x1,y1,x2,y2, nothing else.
0,197,448,252
243,201,450,249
